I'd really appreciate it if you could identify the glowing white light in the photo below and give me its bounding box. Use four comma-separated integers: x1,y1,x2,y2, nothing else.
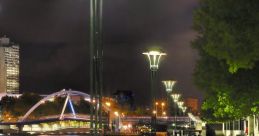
162,111,166,116
182,106,187,113
114,111,119,116
143,50,166,71
84,98,90,101
171,93,181,102
48,97,55,102
162,80,177,93
177,101,184,107
105,102,111,107
153,110,157,114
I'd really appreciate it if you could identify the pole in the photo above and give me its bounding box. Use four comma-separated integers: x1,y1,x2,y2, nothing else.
174,102,177,132
167,95,171,116
97,0,103,133
150,70,157,133
150,70,157,107
90,0,103,135
155,103,158,117
90,0,94,134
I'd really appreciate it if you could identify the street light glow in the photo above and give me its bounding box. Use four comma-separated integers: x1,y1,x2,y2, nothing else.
171,93,181,102
162,111,166,116
182,106,187,113
143,50,166,71
114,111,119,117
105,102,111,107
177,101,184,108
162,80,177,93
161,102,165,106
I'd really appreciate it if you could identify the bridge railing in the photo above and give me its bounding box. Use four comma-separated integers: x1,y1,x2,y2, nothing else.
121,116,191,122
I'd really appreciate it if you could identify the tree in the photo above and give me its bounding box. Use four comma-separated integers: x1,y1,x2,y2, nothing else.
1,96,18,121
194,0,259,73
193,45,259,121
193,0,259,121
13,93,41,117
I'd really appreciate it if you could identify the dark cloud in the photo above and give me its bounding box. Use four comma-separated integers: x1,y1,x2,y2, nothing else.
0,0,202,105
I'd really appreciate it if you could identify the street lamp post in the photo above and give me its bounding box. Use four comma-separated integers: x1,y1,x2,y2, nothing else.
181,106,187,116
177,101,184,116
162,80,176,116
171,93,181,116
155,102,158,117
161,102,165,116
143,50,166,132
171,93,181,134
90,0,103,135
105,102,111,131
143,50,166,107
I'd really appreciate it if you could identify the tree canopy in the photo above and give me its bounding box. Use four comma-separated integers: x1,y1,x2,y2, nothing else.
194,0,259,73
193,0,259,122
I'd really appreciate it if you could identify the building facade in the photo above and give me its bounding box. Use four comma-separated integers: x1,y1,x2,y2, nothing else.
184,98,199,115
0,36,19,94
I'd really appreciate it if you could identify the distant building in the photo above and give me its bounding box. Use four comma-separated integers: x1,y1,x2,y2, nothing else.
113,90,135,110
0,36,20,94
184,98,199,115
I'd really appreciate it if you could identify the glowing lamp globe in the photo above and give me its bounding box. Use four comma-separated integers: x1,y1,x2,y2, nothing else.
171,93,181,102
177,101,184,108
143,50,166,71
162,80,177,93
182,106,187,113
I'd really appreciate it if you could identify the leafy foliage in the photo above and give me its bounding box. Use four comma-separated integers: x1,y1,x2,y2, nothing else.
193,0,259,122
193,49,259,121
194,0,259,73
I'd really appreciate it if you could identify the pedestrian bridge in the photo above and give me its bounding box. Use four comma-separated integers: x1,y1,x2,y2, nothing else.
0,89,202,133
0,89,111,132
19,89,111,122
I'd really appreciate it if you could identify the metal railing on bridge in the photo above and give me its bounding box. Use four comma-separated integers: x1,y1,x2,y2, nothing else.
121,116,191,123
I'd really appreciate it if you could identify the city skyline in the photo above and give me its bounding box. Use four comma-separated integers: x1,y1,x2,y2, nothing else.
0,0,201,105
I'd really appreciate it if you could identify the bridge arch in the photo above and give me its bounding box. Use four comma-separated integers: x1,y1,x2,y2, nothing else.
19,89,110,122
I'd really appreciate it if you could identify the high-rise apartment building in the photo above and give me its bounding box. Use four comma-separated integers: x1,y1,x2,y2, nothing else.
0,36,19,94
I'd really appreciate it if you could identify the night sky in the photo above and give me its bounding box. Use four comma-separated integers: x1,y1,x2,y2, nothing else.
0,0,202,105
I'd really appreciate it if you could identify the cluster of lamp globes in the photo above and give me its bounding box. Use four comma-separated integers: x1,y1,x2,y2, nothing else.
162,80,187,114
143,50,187,114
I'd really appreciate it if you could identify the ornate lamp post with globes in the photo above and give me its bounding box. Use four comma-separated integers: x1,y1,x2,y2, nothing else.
162,80,176,116
143,50,166,108
177,101,184,116
143,50,166,132
181,106,187,116
171,93,181,133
